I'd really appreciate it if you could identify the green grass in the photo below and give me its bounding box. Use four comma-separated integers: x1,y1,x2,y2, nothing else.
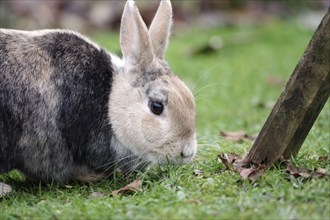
1,19,329,219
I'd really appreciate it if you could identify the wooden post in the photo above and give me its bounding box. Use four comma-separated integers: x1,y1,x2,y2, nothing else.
245,8,330,167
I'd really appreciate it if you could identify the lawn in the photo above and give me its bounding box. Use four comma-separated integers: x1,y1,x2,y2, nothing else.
1,18,329,219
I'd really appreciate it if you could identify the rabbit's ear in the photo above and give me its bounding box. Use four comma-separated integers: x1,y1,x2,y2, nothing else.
120,0,153,66
148,0,172,60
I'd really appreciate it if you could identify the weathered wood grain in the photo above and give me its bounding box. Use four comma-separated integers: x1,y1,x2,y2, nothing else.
245,8,330,166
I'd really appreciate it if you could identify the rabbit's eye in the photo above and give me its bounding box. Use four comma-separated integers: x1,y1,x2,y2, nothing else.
149,101,164,115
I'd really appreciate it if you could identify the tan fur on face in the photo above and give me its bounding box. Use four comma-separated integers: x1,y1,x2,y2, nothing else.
109,0,197,165
109,68,196,164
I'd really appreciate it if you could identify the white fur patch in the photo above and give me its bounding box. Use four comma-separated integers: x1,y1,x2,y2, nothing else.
110,54,124,72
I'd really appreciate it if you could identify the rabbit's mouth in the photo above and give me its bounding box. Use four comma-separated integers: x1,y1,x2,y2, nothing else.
144,138,197,166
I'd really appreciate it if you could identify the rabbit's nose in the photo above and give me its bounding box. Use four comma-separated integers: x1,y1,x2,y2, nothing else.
180,142,196,164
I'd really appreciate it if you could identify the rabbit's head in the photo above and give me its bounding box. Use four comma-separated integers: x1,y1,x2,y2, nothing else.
109,0,196,165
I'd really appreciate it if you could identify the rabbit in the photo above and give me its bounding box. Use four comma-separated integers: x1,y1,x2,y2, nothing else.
0,0,196,184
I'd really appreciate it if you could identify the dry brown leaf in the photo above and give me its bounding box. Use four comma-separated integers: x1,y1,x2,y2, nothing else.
287,163,300,177
287,163,312,178
111,179,142,197
318,156,328,161
218,153,265,182
220,131,256,142
238,164,266,182
315,168,327,178
286,164,327,179
239,168,255,179
299,171,312,178
218,152,243,170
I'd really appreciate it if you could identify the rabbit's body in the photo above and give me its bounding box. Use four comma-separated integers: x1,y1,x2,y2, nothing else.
0,0,196,184
0,29,122,181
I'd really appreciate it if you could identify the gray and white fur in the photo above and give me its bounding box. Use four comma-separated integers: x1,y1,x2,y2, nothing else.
0,0,196,183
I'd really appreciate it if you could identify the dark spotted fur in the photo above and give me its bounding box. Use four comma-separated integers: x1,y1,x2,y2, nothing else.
0,30,127,182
